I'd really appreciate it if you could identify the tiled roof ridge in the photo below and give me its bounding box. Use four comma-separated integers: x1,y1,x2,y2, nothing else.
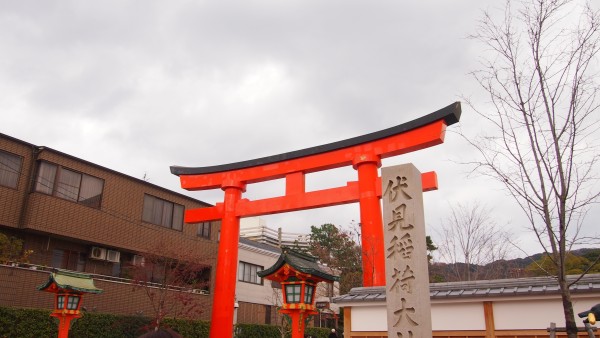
334,274,600,303
430,273,600,291
282,246,318,262
258,247,340,282
239,237,282,254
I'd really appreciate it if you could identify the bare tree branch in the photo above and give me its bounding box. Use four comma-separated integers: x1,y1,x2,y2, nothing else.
465,1,600,336
435,202,514,281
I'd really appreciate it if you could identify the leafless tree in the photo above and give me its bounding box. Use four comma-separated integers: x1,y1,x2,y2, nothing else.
435,202,513,281
466,0,600,335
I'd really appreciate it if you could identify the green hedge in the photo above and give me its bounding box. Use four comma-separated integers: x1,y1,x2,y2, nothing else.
0,307,56,338
233,323,330,338
163,318,210,338
234,323,281,338
0,307,208,338
304,327,331,338
0,307,330,338
70,313,150,338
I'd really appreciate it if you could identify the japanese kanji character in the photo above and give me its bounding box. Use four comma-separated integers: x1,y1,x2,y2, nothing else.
389,265,416,294
393,298,419,327
388,204,414,232
387,233,414,260
383,176,412,202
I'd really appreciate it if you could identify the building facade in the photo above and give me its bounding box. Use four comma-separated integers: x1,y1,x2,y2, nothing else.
334,274,600,338
0,133,219,320
236,237,282,325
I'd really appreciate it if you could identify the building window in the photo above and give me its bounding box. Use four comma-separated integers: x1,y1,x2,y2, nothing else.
0,150,22,189
238,261,263,285
51,249,86,272
142,194,184,231
34,161,104,208
197,222,211,239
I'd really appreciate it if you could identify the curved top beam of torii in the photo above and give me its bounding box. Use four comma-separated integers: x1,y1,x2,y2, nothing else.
170,102,461,222
171,102,461,189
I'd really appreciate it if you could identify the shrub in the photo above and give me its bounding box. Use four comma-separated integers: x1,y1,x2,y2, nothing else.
234,323,282,338
0,307,330,338
0,307,209,338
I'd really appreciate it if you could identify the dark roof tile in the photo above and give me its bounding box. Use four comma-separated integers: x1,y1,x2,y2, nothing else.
334,274,600,304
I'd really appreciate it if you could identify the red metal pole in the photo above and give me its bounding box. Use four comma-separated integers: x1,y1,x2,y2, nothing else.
354,154,386,287
209,181,245,338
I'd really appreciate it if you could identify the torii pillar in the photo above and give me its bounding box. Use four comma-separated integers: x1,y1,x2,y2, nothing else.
171,102,461,338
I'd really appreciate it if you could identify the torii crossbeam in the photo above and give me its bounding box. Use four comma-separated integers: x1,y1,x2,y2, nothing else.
171,102,461,338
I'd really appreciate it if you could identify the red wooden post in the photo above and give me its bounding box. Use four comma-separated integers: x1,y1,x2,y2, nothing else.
286,311,305,338
209,181,245,338
354,154,386,287
56,315,77,338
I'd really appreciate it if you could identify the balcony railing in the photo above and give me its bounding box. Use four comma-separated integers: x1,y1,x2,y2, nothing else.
2,262,210,295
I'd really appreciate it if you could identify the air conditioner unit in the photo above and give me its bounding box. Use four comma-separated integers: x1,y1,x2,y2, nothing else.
132,255,145,267
106,250,121,263
90,247,107,260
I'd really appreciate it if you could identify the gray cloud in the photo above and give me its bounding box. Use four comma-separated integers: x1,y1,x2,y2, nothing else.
1,0,595,258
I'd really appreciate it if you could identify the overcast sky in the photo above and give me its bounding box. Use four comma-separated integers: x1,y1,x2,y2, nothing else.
1,1,597,260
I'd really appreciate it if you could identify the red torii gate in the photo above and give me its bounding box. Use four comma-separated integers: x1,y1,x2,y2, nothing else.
171,102,461,338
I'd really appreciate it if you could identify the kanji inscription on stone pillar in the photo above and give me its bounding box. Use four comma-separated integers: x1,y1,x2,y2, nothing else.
382,163,432,338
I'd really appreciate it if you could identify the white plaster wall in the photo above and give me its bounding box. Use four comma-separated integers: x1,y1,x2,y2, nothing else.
494,297,599,329
346,295,599,332
350,302,485,331
431,302,485,330
352,306,388,331
235,244,280,305
240,217,266,230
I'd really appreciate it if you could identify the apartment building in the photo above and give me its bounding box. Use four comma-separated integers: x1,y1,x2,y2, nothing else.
236,237,282,325
0,133,219,320
240,217,310,249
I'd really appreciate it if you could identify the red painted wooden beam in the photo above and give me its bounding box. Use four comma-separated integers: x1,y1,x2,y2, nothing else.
185,171,438,223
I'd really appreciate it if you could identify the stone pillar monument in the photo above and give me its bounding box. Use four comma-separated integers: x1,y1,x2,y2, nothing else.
382,163,432,337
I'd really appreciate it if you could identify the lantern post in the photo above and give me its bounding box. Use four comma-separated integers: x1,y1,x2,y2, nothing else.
258,248,339,338
38,270,103,338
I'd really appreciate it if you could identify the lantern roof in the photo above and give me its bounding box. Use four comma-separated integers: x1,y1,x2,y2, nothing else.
38,269,103,294
258,247,339,282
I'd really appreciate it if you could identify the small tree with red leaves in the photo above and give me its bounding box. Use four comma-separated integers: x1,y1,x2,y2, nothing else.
127,241,211,331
